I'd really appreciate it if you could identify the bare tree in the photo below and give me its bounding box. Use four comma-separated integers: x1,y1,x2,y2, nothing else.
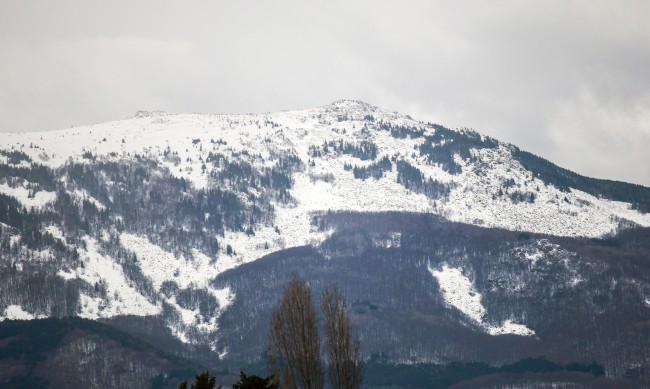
321,287,363,389
268,276,324,389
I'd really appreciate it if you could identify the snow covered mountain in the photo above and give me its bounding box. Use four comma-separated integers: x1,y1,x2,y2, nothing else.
4,100,650,242
1,100,650,386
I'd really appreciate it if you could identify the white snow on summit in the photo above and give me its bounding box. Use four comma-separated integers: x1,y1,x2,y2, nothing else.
3,100,647,241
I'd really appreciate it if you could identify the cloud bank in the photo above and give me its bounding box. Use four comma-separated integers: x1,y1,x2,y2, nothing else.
1,0,649,185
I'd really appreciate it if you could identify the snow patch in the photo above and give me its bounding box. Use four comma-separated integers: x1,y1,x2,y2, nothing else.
72,189,106,210
120,234,235,290
429,264,534,336
44,225,65,241
430,265,486,324
67,237,161,319
486,320,535,336
0,183,56,209
513,239,575,265
78,294,106,320
9,235,21,249
119,234,236,346
0,305,47,321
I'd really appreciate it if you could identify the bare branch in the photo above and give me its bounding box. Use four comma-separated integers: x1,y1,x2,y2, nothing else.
322,286,363,389
268,276,323,389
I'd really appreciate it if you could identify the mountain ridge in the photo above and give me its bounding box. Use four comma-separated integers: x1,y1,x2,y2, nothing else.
1,101,650,386
3,100,649,238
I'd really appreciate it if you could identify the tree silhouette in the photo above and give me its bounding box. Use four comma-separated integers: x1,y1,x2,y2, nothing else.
232,371,278,389
268,275,324,389
179,371,221,389
322,286,363,389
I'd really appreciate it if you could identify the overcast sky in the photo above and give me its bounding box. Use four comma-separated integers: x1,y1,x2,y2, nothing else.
1,0,649,185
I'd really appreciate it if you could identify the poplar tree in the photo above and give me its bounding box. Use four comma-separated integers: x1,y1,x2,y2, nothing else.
268,276,323,389
321,287,363,389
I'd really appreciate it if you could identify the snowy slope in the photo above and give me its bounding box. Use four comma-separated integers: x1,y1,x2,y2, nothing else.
1,99,649,347
429,264,535,336
3,100,647,243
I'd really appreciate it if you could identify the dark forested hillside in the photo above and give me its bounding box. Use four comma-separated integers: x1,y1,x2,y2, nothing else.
214,212,650,386
0,318,200,389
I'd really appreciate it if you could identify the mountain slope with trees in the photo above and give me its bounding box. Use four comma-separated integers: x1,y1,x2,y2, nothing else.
1,101,649,387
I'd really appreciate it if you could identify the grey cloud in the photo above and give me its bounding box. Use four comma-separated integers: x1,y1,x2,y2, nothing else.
0,0,649,185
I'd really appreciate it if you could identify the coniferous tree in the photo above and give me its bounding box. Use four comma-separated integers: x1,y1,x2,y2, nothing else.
232,371,278,389
179,371,221,389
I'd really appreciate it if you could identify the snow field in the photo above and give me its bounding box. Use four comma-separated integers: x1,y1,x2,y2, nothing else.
61,237,161,319
3,100,649,239
119,233,235,348
0,182,56,210
0,305,47,321
429,264,535,336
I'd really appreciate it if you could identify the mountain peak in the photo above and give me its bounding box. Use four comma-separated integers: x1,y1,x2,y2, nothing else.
326,99,377,112
132,110,168,119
